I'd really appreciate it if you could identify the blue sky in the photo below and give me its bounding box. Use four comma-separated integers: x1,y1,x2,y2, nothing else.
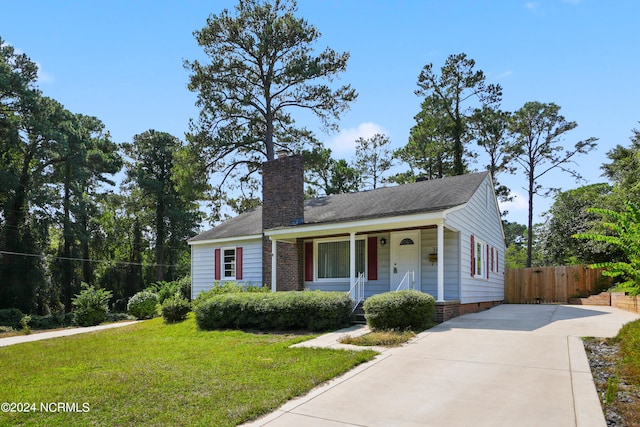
2,0,638,227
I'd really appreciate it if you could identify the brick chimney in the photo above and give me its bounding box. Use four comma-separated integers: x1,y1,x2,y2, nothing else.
262,153,304,290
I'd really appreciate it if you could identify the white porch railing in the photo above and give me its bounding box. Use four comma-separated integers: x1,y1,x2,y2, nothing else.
394,270,415,292
348,272,365,312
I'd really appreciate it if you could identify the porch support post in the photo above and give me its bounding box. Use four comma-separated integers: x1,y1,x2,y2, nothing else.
349,232,356,290
271,238,277,293
437,222,445,302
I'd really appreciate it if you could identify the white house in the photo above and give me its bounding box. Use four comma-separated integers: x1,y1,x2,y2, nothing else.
188,154,505,322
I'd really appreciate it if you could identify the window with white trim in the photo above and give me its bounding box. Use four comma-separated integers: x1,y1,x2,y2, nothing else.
223,248,236,279
316,238,366,280
475,239,485,278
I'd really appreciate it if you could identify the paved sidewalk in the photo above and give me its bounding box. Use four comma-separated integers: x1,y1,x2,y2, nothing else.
0,321,139,347
243,304,640,427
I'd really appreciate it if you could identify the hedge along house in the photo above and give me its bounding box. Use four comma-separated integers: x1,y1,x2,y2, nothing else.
188,153,506,322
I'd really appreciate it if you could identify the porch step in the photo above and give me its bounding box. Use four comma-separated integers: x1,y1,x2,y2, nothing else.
352,302,366,324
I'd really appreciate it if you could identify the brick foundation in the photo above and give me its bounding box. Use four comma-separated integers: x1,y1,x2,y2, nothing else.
435,300,460,323
434,300,504,323
459,300,503,316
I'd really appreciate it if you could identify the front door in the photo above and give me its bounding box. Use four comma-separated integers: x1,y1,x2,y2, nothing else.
390,230,421,291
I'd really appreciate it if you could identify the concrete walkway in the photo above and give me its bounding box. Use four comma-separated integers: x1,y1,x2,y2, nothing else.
0,321,139,347
243,304,640,427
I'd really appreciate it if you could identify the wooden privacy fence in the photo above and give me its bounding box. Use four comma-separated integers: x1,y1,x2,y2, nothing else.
504,265,610,304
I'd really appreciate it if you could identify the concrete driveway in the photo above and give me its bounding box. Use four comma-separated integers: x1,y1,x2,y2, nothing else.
245,304,640,427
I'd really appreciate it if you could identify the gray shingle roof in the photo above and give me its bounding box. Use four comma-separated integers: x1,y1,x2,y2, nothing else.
189,171,488,242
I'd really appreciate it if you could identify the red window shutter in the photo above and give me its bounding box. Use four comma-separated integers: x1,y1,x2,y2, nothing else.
236,247,243,280
470,235,475,277
214,248,221,280
304,241,313,281
367,236,378,280
496,249,499,273
486,245,490,279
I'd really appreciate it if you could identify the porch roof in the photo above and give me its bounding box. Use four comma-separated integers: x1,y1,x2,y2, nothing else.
189,172,488,244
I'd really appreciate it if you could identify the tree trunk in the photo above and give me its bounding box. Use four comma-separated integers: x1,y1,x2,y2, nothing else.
0,153,33,310
62,160,75,312
79,197,92,285
526,171,535,268
154,199,165,282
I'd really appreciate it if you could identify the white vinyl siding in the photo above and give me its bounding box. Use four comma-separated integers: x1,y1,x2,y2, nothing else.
190,238,263,299
420,228,460,300
446,175,505,304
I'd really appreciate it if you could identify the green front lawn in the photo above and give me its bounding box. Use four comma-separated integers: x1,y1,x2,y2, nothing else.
0,315,377,426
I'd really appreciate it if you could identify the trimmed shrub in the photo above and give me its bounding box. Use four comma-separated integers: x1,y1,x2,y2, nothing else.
28,312,75,330
176,276,192,301
192,282,269,310
363,290,435,331
194,291,352,332
72,284,113,327
127,290,159,320
160,295,191,323
105,312,135,322
0,308,25,330
150,281,181,305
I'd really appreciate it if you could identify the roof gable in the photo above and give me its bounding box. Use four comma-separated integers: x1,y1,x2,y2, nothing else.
189,172,489,243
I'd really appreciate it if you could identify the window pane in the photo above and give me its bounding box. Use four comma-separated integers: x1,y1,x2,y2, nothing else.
224,249,235,278
318,241,348,278
317,240,366,279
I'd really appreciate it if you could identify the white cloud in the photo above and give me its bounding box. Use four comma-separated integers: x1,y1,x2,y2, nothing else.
499,190,529,223
7,45,55,84
524,2,540,10
36,62,55,84
326,122,387,156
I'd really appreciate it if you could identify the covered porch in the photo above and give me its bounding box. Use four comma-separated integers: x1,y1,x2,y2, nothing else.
265,211,463,305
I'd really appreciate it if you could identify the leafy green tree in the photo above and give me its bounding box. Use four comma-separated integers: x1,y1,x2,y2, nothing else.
503,220,527,247
601,127,640,204
0,63,72,312
504,222,545,268
394,96,455,182
328,159,360,195
302,147,334,198
574,202,640,295
123,130,206,282
302,148,360,196
470,107,514,208
508,101,597,267
91,192,148,305
354,133,393,189
50,114,121,310
539,184,617,265
414,53,501,176
0,38,39,210
185,0,356,215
